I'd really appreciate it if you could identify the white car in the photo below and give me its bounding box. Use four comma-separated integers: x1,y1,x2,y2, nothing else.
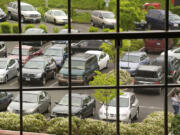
44,9,68,25
85,50,109,70
161,47,180,59
98,92,139,123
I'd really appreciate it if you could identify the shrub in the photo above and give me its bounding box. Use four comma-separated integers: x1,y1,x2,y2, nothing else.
0,22,11,33
102,28,111,32
88,26,99,32
53,27,60,33
171,114,180,135
24,24,35,31
12,23,19,33
63,24,74,29
38,24,48,33
171,6,180,16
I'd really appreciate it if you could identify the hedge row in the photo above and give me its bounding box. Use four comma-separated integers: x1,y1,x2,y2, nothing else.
0,111,174,135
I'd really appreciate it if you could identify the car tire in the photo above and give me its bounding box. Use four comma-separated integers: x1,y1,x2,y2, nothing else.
4,76,8,84
134,107,139,120
54,19,57,25
41,76,46,86
21,16,25,23
7,12,12,20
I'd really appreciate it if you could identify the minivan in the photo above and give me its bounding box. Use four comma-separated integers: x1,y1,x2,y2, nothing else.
134,65,164,94
151,56,180,82
144,38,174,53
58,53,99,85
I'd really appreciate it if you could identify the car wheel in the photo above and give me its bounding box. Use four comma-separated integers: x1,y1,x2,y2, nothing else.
21,16,25,23
7,12,12,20
134,107,139,120
54,19,57,25
4,76,8,84
91,20,95,26
41,76,46,86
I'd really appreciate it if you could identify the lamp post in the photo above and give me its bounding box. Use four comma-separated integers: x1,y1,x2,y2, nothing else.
45,0,48,7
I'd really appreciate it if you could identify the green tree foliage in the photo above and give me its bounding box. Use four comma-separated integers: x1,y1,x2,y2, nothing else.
0,22,11,33
53,27,60,33
24,24,35,31
88,26,99,32
11,23,19,33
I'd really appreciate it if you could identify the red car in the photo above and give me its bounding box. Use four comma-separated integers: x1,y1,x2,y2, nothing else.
8,45,43,65
144,3,161,10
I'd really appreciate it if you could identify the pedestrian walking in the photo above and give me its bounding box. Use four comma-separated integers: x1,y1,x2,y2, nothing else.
171,92,179,115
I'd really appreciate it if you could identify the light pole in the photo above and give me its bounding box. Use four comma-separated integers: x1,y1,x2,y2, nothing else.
45,0,48,8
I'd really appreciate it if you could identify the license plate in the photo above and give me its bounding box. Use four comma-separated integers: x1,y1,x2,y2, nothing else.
26,78,30,81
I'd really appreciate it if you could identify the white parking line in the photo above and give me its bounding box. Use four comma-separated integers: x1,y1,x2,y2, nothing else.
9,80,18,86
48,81,58,87
140,105,163,110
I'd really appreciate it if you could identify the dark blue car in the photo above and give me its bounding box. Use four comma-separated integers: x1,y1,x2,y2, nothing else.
120,51,150,76
146,9,180,30
0,91,13,111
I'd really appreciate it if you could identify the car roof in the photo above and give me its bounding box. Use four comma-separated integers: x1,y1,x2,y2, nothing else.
59,29,79,33
11,2,32,6
153,55,176,62
51,44,66,49
71,53,96,61
30,56,51,61
25,28,44,33
14,45,32,49
120,92,134,98
22,91,42,95
124,51,146,56
85,50,103,55
137,65,162,71
49,9,64,12
64,93,89,99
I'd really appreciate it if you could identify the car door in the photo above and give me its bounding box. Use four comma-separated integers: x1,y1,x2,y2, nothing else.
82,96,92,117
49,11,54,22
0,92,9,110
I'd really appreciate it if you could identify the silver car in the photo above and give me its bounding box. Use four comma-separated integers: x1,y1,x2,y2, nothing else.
0,58,18,83
98,92,139,123
7,91,51,114
44,9,68,25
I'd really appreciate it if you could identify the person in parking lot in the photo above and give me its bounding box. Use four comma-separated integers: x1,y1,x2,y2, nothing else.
171,92,179,115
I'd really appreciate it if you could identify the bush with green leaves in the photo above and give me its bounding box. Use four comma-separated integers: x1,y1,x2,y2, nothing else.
171,114,180,135
38,24,48,33
11,23,19,33
0,22,11,33
121,39,144,51
24,24,35,31
53,27,60,33
88,26,99,32
63,24,74,29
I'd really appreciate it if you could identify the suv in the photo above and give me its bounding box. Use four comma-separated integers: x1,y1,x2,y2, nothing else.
0,42,6,57
151,56,180,82
144,38,174,53
7,2,41,23
91,10,116,29
58,53,98,85
134,65,164,94
146,9,180,30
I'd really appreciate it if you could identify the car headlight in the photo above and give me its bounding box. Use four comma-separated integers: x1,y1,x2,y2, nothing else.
35,73,42,78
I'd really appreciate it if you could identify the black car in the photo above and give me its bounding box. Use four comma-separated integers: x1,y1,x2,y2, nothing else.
146,9,180,30
51,93,96,118
51,29,80,45
0,91,13,111
0,8,7,22
22,28,47,46
0,42,7,57
21,56,57,85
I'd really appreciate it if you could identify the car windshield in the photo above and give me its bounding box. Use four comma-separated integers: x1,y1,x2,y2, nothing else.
44,48,63,57
53,10,66,16
121,55,140,63
63,60,85,70
169,14,180,21
14,93,38,103
11,48,29,56
21,5,35,11
108,97,129,107
102,12,114,19
0,60,7,69
58,95,82,107
24,60,44,69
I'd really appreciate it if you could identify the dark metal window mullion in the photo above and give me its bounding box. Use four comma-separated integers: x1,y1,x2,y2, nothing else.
116,0,120,134
67,0,72,134
164,0,169,134
17,0,23,134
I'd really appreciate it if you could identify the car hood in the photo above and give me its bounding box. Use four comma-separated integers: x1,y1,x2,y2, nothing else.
60,68,84,76
52,104,81,114
100,105,129,115
9,101,38,112
23,68,43,74
8,55,28,61
104,18,116,23
55,16,67,20
120,61,139,69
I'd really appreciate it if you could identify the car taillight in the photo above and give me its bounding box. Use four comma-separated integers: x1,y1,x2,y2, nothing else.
155,81,159,84
134,79,136,84
170,70,174,75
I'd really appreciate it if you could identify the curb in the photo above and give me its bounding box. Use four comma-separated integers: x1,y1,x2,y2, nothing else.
0,130,51,135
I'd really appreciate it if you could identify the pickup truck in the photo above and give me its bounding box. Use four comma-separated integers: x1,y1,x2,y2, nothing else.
8,45,43,65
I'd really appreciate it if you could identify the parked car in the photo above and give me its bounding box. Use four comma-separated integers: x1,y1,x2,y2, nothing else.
0,42,7,57
85,50,110,70
143,3,161,10
22,28,47,46
144,38,174,53
134,65,164,94
0,8,7,22
151,56,180,82
44,44,67,69
145,9,180,30
51,93,96,118
7,91,51,114
51,29,80,45
44,9,68,25
161,47,180,59
21,56,57,85
7,2,41,23
8,45,43,65
58,53,99,85
91,10,116,29
0,91,13,111
119,51,150,76
0,58,18,83
98,92,139,123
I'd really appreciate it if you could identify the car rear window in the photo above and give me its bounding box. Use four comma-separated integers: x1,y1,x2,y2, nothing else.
136,70,158,78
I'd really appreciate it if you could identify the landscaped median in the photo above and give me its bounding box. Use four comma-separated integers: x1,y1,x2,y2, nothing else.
0,111,175,135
